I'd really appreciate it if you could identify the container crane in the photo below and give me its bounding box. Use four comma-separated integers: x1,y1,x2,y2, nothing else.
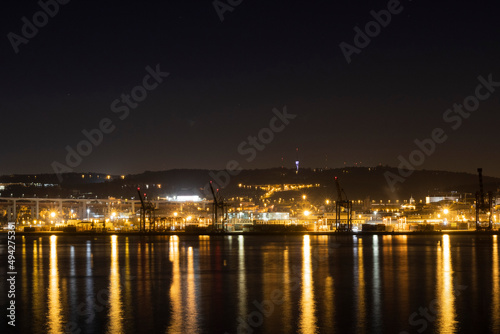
209,181,219,229
209,181,228,231
137,187,156,232
334,176,352,232
475,168,493,231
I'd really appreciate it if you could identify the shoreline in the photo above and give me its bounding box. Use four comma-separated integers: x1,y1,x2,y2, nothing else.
1,230,499,237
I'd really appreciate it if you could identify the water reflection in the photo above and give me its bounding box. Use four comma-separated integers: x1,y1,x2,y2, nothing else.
22,237,27,305
372,236,381,330
185,247,199,333
397,236,409,319
238,235,247,323
168,235,182,333
493,235,499,331
107,235,123,333
48,235,63,333
123,238,132,324
32,239,43,326
322,237,334,333
85,240,95,333
299,235,317,333
283,246,292,333
199,235,210,253
69,246,77,326
13,234,500,333
354,237,366,333
436,234,457,332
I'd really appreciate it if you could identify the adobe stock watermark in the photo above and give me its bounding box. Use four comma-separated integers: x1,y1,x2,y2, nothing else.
399,282,467,333
51,64,169,181
339,0,405,64
7,0,72,54
385,73,500,192
213,0,243,22
198,105,296,199
226,239,341,334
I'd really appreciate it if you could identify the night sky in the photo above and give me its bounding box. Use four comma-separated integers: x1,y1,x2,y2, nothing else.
2,0,500,176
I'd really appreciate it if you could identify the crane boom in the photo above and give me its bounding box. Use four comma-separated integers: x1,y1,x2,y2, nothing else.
209,181,218,205
477,168,485,208
334,176,352,232
137,188,146,210
334,177,344,201
136,188,147,231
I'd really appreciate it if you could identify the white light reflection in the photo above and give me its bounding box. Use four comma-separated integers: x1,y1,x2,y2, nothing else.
69,245,77,324
238,235,247,323
372,235,381,329
85,240,95,333
107,235,123,333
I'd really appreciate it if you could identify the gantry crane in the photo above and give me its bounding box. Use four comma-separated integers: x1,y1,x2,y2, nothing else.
475,168,493,231
334,176,352,232
209,181,228,231
137,188,156,232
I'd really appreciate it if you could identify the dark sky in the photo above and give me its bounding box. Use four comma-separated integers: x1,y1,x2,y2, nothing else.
2,0,500,176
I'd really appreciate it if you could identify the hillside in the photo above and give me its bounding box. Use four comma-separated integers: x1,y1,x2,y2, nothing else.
1,167,498,201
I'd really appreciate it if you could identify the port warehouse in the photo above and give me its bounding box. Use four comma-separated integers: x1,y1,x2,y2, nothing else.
1,194,498,232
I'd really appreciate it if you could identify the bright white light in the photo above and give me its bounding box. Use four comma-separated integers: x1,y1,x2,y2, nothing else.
168,195,201,202
304,210,310,216
443,209,449,215
50,212,56,218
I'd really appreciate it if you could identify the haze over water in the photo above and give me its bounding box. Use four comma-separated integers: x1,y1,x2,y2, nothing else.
1,234,498,333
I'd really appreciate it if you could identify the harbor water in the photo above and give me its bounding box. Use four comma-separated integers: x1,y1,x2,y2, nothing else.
0,234,498,333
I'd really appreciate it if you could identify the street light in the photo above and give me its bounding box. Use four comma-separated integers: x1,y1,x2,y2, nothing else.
87,209,90,220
